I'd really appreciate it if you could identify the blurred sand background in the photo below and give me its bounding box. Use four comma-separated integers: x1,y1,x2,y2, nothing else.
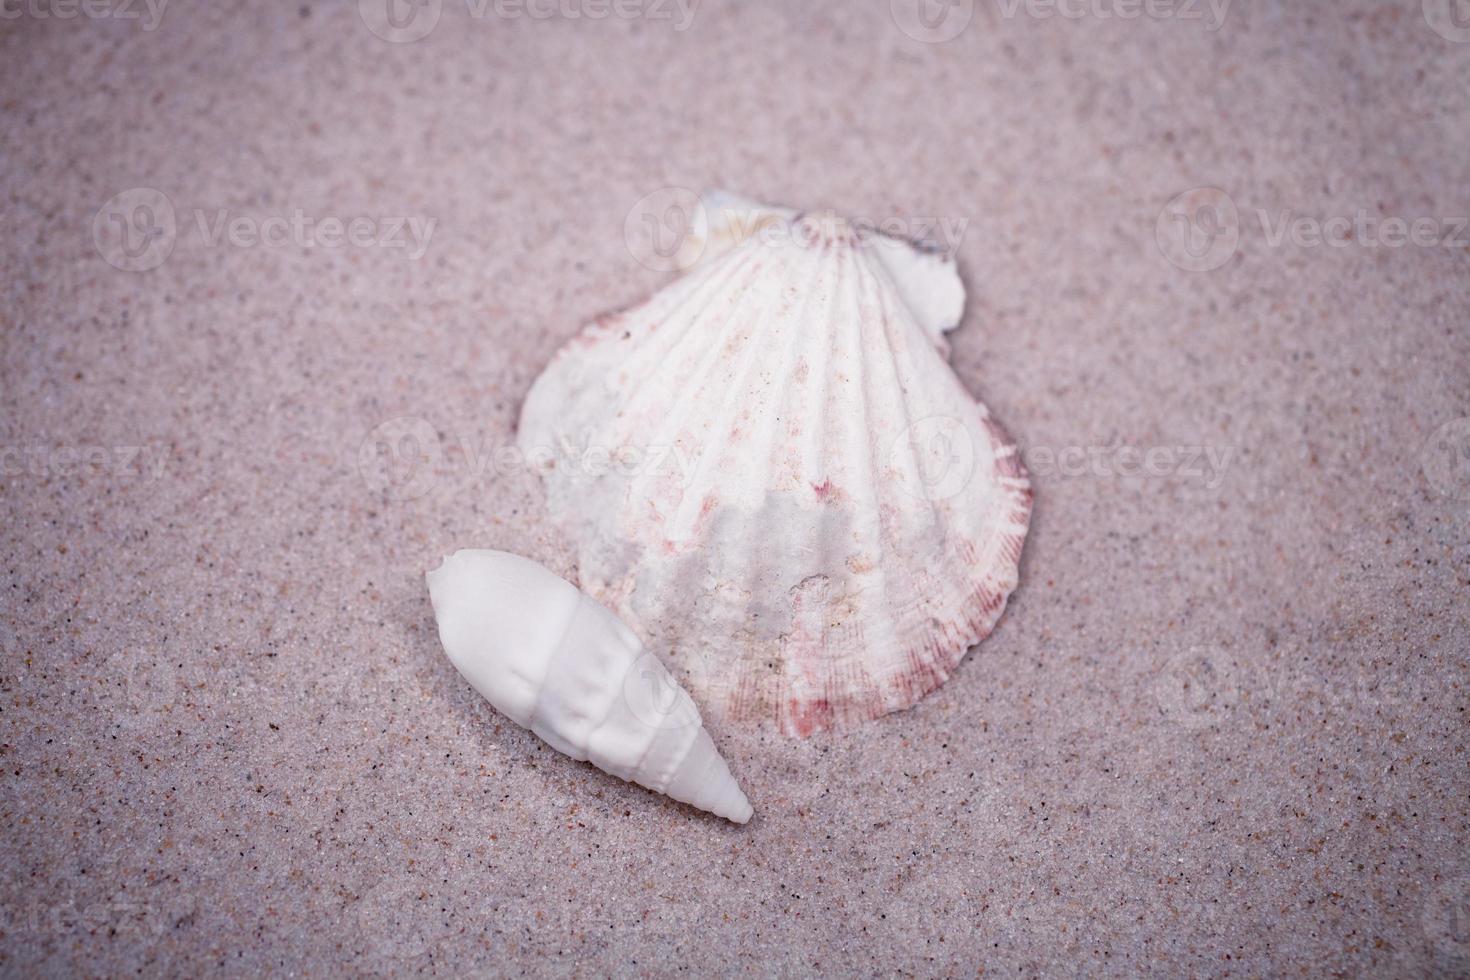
2,0,1468,974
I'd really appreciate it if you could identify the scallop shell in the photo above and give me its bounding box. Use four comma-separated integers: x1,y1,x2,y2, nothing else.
427,549,753,823
517,193,1032,737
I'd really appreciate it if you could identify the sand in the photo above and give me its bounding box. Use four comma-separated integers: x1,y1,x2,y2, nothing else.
2,1,1467,975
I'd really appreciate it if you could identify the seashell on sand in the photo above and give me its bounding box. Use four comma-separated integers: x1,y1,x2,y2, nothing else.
518,193,1032,737
427,549,753,823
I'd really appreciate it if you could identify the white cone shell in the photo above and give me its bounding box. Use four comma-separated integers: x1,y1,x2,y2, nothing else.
518,194,1032,737
426,549,753,824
